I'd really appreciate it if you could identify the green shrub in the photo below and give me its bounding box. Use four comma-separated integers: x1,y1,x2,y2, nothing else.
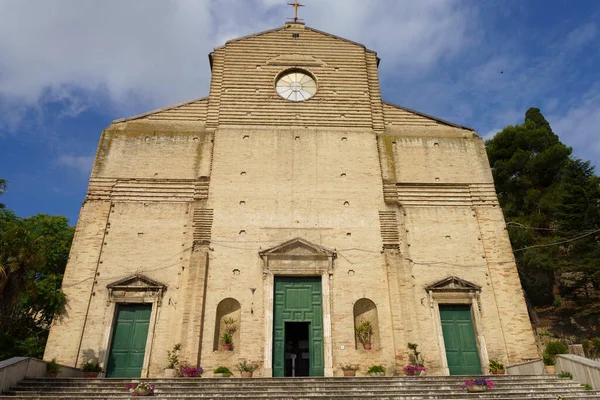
489,359,505,371
81,360,102,372
583,384,593,390
543,341,568,365
557,371,572,379
367,365,386,374
213,366,232,375
46,359,60,374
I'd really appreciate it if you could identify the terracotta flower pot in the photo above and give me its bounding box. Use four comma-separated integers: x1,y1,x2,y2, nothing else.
363,343,371,350
47,373,57,378
222,344,232,351
343,370,356,376
241,371,253,378
83,372,99,378
491,369,505,375
466,385,487,392
544,365,556,375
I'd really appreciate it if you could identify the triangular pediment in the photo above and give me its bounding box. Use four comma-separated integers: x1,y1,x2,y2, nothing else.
266,54,326,67
426,276,481,292
259,238,336,258
107,274,166,290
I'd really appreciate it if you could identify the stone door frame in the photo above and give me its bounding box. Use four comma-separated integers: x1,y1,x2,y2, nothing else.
100,275,166,378
259,238,335,377
426,276,489,376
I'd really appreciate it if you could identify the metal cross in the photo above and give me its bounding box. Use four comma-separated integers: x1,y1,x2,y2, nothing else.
287,1,305,23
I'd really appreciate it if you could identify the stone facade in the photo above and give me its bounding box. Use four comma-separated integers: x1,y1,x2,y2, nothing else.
44,22,539,377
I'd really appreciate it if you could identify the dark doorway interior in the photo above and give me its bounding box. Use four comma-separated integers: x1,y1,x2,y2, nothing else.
284,322,310,377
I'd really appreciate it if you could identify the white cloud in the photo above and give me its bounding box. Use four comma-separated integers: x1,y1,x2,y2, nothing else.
0,0,475,130
564,22,597,49
57,155,95,174
549,84,600,167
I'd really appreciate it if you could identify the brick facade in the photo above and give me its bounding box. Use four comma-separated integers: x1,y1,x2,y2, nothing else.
44,22,538,377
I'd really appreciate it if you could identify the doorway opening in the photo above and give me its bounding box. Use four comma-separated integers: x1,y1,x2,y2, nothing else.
285,322,310,377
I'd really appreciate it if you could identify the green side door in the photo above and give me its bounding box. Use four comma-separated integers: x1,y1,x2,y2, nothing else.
106,304,152,378
273,277,324,377
439,304,481,375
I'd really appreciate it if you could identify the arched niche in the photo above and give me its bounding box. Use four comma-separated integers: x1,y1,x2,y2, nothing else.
213,298,241,351
353,298,380,350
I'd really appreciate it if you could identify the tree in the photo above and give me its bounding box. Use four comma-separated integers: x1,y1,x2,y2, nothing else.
486,108,600,305
0,179,6,208
0,195,74,359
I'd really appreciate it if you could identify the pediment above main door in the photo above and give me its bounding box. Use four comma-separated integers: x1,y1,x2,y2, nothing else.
259,238,336,277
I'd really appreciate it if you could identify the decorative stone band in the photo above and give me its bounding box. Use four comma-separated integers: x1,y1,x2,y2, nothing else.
86,177,210,202
384,182,499,207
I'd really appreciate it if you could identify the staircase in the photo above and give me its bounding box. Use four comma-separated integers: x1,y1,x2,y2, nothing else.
2,375,600,399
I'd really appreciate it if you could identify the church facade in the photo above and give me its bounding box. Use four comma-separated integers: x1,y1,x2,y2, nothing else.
45,21,539,378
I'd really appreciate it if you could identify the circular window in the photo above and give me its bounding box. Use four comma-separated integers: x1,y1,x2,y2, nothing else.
275,69,317,101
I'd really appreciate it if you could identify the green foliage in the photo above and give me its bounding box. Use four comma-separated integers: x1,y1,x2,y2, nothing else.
489,359,505,371
0,204,74,360
557,371,573,379
553,299,563,308
367,365,386,374
81,360,102,372
213,366,232,375
340,363,359,371
166,343,181,369
543,341,568,365
46,358,60,374
355,320,373,345
407,343,424,367
486,108,600,305
236,360,258,373
0,179,6,209
582,337,600,358
583,384,593,390
221,332,233,345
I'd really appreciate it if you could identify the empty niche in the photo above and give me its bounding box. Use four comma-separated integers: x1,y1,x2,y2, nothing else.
353,298,380,350
213,298,241,351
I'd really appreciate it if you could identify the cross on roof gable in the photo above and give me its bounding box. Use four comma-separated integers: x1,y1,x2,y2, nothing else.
426,276,481,292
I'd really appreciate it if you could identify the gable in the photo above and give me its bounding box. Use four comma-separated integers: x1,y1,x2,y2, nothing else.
383,102,474,131
107,274,166,290
259,237,336,258
426,276,481,292
113,97,208,123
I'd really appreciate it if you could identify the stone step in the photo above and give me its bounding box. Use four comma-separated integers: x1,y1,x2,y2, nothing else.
4,376,599,400
4,388,599,397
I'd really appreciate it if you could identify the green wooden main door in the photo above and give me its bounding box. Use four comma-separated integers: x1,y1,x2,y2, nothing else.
273,277,324,377
440,304,481,375
106,304,152,378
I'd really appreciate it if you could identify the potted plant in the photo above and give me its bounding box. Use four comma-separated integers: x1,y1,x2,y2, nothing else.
164,343,181,378
340,364,359,376
46,359,60,378
221,332,233,351
178,363,203,377
489,359,505,375
543,341,568,375
403,343,426,376
355,320,373,350
221,317,237,351
125,382,155,396
213,366,233,377
461,378,494,392
237,360,259,378
81,359,103,378
367,365,386,377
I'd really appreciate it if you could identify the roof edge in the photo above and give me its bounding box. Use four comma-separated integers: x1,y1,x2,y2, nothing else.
383,100,475,131
111,97,208,124
221,25,377,55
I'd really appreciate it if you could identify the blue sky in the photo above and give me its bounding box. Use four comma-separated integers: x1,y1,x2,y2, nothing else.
1,0,599,224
